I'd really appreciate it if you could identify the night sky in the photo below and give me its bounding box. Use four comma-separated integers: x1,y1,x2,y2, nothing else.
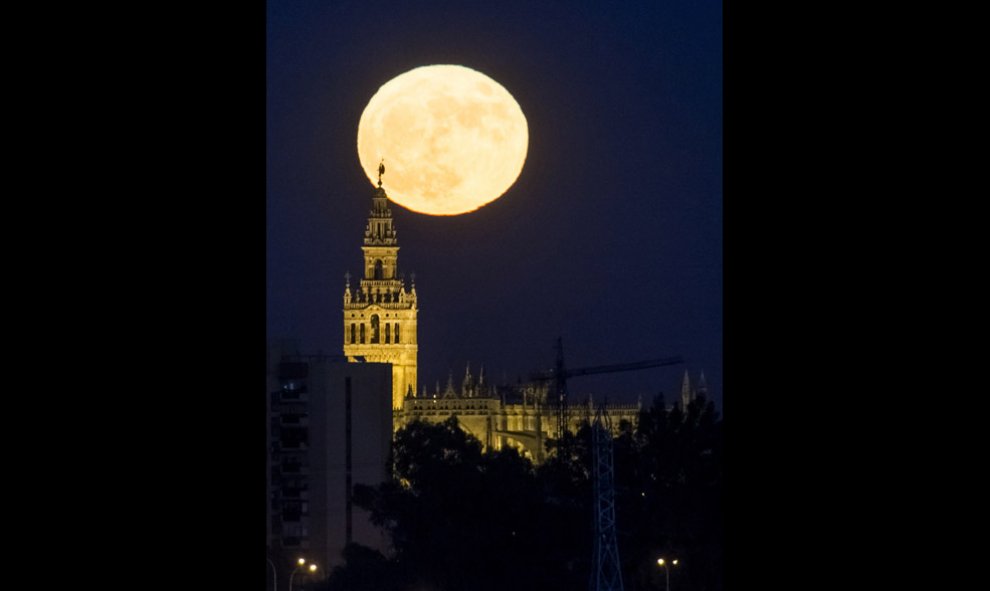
267,0,722,410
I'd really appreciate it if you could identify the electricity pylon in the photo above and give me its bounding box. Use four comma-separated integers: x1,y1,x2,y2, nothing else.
590,402,624,591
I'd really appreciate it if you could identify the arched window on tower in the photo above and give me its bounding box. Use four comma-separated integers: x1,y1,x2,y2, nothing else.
350,324,356,344
385,323,391,344
374,259,383,280
359,323,365,344
371,315,380,343
394,322,400,343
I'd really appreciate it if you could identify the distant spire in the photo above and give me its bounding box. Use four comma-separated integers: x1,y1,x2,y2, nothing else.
463,362,473,397
697,371,708,396
421,385,427,399
681,370,692,409
444,371,457,398
378,158,385,188
478,364,485,386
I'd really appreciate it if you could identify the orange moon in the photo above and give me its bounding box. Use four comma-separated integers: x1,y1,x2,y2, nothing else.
357,65,529,215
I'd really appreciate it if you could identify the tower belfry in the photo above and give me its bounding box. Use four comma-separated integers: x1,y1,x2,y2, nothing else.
343,164,418,410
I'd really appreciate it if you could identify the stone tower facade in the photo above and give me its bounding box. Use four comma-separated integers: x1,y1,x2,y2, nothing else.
343,166,418,410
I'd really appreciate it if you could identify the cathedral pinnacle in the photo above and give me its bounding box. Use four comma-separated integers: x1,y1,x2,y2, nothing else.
378,158,385,188
444,371,457,398
680,370,692,410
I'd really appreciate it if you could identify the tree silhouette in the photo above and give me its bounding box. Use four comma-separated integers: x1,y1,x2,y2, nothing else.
325,401,722,591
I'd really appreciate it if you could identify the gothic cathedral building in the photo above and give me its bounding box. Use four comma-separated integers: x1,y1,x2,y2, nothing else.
342,166,418,411
341,165,697,463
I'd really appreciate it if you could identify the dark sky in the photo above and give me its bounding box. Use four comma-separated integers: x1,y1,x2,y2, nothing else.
267,0,722,410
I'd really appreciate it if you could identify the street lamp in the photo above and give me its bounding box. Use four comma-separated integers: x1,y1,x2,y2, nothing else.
266,557,278,591
289,558,318,591
656,557,679,591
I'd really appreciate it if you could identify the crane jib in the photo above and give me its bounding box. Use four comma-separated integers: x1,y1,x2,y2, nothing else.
530,356,683,382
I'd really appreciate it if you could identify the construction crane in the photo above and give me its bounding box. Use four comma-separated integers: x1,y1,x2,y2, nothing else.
529,339,680,591
530,337,683,443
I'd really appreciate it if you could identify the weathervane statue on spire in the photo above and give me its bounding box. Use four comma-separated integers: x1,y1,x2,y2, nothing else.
378,158,385,188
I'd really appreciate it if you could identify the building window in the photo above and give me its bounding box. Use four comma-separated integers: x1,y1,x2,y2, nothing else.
350,323,356,344
374,259,383,279
359,323,365,344
395,323,400,343
371,315,380,343
385,323,391,343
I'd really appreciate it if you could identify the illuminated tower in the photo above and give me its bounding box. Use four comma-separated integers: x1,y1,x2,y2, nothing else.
343,162,418,410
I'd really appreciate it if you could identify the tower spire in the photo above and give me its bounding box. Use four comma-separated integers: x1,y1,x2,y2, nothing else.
444,371,457,398
343,174,418,410
680,370,692,410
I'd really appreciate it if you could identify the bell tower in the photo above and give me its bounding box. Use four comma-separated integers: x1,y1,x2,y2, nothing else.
342,161,418,410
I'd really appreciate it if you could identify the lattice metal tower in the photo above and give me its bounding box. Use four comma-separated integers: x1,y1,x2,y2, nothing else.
590,402,624,591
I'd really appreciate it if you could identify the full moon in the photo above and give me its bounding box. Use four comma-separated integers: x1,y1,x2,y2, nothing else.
357,65,529,215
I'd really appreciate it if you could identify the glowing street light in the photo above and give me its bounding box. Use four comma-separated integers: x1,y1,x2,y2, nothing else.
289,558,318,591
656,557,679,591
